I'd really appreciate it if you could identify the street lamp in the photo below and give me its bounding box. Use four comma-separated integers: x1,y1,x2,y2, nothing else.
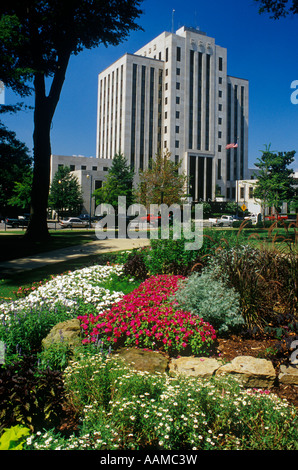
58,179,63,220
86,174,93,228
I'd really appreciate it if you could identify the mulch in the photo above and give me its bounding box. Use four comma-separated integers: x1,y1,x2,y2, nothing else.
215,335,298,408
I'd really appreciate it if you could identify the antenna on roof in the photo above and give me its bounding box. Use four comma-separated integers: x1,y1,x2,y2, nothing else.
172,9,175,33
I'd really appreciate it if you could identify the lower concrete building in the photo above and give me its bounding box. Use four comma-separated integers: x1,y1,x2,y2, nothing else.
50,154,112,216
236,172,298,216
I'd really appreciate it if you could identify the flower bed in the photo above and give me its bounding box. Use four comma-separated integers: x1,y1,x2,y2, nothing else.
0,264,125,321
78,274,216,356
0,254,298,451
0,264,126,359
26,353,298,451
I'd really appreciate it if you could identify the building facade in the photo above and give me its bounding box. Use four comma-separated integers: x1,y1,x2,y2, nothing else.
50,154,112,216
96,26,249,202
236,171,298,216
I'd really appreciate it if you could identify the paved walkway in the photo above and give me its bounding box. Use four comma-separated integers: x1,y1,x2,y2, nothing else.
0,237,151,276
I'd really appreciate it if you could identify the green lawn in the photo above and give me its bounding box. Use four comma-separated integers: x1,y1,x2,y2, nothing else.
0,251,120,302
0,224,296,302
0,229,97,263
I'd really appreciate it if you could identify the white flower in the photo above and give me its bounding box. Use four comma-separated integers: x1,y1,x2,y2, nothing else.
0,264,125,319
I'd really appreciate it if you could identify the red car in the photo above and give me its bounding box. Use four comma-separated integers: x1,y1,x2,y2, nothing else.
140,214,161,223
265,215,288,221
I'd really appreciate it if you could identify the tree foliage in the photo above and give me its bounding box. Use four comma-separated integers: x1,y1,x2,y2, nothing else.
0,0,143,240
254,0,298,19
93,153,135,209
0,121,32,215
0,1,144,95
136,151,188,208
253,146,296,214
49,166,83,218
8,168,33,211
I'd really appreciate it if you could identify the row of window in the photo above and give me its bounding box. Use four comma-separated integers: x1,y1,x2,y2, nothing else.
240,186,254,199
164,140,180,149
226,186,253,200
57,164,109,172
165,81,181,91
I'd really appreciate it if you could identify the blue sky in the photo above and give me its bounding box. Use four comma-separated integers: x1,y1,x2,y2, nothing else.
2,0,298,171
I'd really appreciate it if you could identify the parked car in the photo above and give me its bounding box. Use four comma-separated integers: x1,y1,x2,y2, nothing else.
78,214,97,221
209,215,236,227
265,214,288,221
59,217,89,228
139,213,173,225
5,215,30,228
244,213,260,224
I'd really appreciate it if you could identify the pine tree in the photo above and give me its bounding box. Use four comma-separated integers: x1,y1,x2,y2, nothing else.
93,153,135,209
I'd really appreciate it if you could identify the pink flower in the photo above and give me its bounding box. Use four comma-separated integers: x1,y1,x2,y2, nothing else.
77,274,216,355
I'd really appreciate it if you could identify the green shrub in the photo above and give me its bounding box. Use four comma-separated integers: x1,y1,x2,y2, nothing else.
37,342,73,371
0,304,75,360
143,227,248,276
232,220,252,228
172,265,244,336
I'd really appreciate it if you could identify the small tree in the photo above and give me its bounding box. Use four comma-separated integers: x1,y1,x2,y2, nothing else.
8,168,33,212
49,166,83,219
253,146,296,217
93,153,135,210
136,151,188,208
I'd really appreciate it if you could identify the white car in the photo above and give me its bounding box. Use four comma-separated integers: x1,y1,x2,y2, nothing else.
59,217,89,228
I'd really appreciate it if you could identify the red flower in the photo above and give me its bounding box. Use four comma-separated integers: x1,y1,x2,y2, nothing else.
78,274,216,356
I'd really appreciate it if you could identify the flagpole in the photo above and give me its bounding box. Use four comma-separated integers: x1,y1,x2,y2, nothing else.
172,9,175,33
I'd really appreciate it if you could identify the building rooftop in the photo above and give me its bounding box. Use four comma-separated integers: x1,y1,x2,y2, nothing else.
176,26,207,37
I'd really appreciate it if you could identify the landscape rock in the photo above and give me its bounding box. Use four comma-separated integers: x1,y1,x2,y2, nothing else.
278,364,298,386
113,347,169,374
216,355,276,388
169,357,222,378
42,318,81,349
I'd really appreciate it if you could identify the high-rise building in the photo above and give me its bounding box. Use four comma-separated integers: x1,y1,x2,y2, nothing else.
97,26,249,202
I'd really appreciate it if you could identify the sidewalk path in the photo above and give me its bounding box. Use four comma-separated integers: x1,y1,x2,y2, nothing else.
0,237,150,276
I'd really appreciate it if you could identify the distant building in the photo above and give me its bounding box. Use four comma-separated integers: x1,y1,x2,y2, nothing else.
236,171,298,216
50,26,252,215
50,154,112,216
96,26,249,202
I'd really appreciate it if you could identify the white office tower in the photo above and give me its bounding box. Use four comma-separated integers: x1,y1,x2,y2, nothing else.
96,26,249,201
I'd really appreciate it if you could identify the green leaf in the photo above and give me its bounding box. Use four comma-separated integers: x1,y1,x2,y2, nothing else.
0,425,30,450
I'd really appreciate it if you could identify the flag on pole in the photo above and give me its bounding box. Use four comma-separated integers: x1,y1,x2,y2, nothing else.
226,141,238,149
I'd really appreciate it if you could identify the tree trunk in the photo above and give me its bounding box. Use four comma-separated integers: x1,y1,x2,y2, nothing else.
24,52,70,242
24,74,51,241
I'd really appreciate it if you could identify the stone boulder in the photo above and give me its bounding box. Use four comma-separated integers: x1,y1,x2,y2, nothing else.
113,347,169,374
216,355,276,388
169,357,222,378
42,318,81,349
278,364,298,386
